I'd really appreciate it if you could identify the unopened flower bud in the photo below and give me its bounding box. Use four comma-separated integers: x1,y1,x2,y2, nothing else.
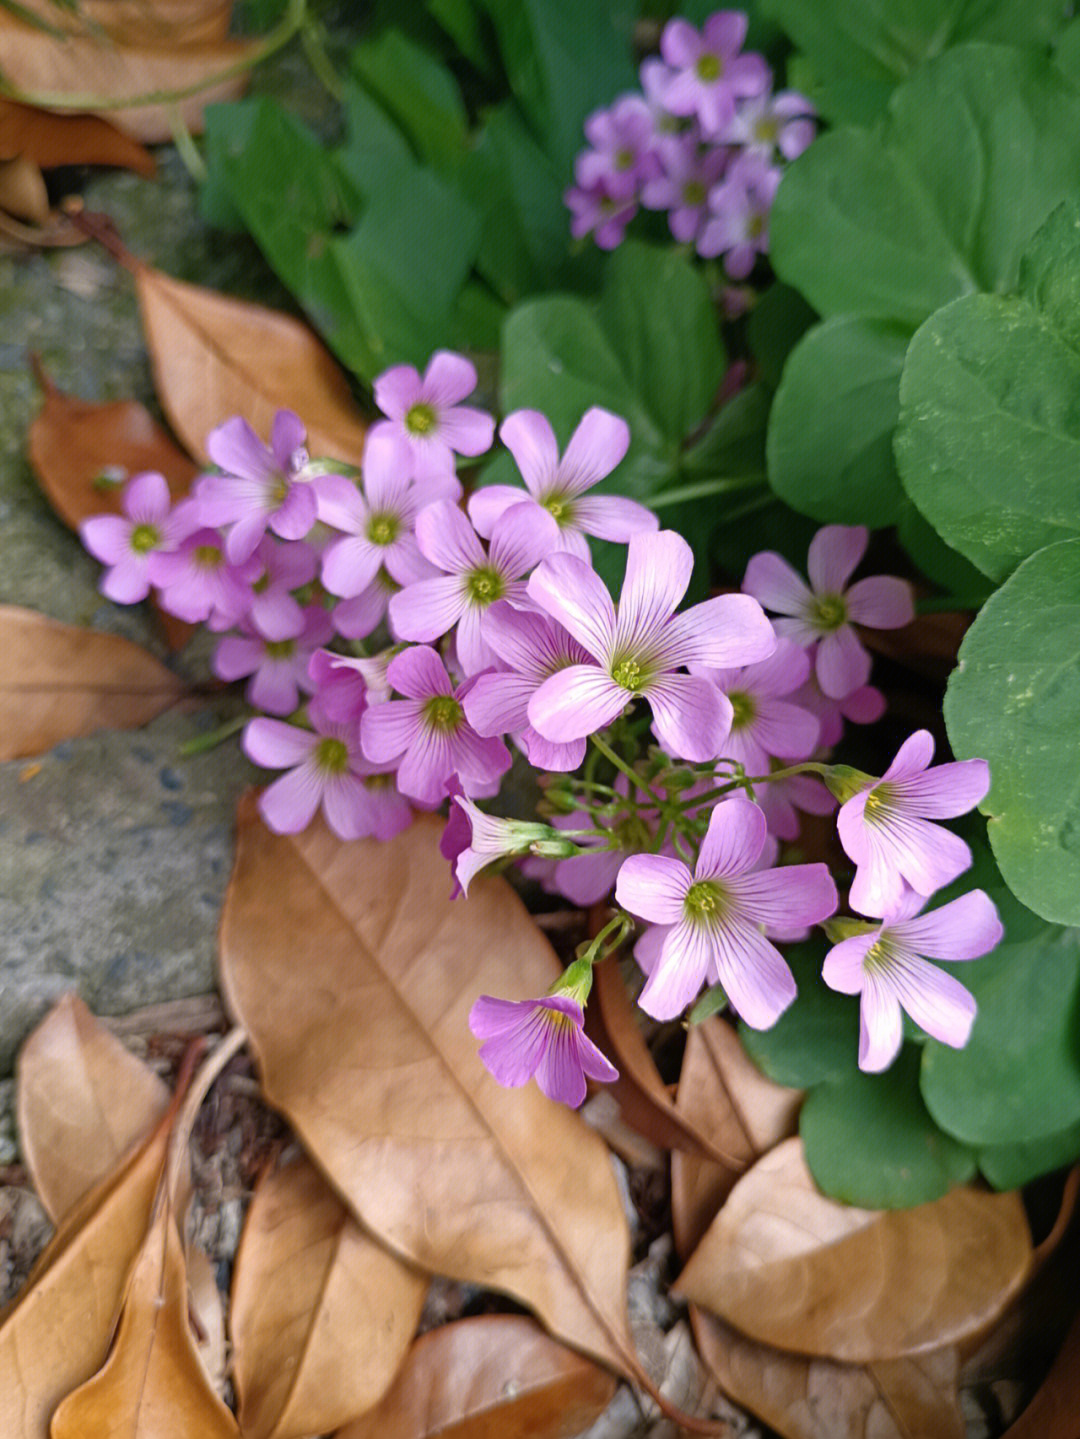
823,764,875,803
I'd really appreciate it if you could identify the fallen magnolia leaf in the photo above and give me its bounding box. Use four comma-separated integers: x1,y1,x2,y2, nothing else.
591,959,752,1168
0,152,48,223
218,805,644,1388
692,1313,965,1439
230,1156,428,1439
0,13,256,142
15,992,170,1223
670,1018,802,1259
187,1247,228,1400
0,1071,185,1436
335,1314,618,1439
134,266,370,468
0,100,156,174
49,1164,239,1437
677,1138,1032,1364
27,359,198,649
10,0,233,45
0,605,186,760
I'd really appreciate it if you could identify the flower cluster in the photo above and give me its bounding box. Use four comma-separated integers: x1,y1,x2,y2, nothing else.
82,347,1002,1108
565,9,815,270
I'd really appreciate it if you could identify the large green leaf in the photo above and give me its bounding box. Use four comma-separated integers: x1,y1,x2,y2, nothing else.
944,539,1080,925
920,924,1080,1146
738,944,860,1089
979,1120,1080,1190
800,1048,976,1208
767,316,910,525
767,44,1080,538
897,201,1080,582
349,28,469,170
761,0,1070,124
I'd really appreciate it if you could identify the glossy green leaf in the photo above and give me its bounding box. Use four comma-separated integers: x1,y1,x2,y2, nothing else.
945,538,1080,925
801,1048,977,1208
897,200,1080,582
738,944,860,1089
979,1120,1080,1190
745,283,816,390
766,316,909,525
761,0,1071,124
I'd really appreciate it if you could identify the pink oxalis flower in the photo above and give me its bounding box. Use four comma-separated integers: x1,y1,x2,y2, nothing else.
698,637,820,775
616,795,837,1023
370,351,494,487
658,10,770,136
80,471,188,604
469,994,617,1107
196,409,318,563
837,730,991,916
823,889,1003,1071
744,525,914,698
527,529,776,762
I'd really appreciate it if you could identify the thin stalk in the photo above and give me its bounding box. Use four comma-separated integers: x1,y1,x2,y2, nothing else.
589,732,652,797
178,714,248,756
650,472,763,509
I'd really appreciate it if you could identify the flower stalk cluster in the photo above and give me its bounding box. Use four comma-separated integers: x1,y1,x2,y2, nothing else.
82,343,1001,1107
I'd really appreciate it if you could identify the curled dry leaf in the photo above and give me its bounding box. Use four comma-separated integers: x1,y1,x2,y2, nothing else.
0,152,48,223
0,605,186,760
0,99,156,174
187,1247,228,1400
49,1184,240,1438
218,804,643,1385
336,1314,618,1439
135,266,369,468
0,1092,178,1436
670,1018,802,1259
692,1313,964,1439
230,1156,428,1439
591,959,757,1167
677,1138,1032,1365
0,13,256,142
15,992,170,1223
27,360,198,649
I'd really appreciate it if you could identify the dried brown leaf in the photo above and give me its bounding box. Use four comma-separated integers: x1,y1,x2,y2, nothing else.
0,99,156,173
0,152,47,222
15,992,170,1223
677,1139,1032,1364
49,1186,240,1437
592,959,754,1167
230,1156,428,1439
11,0,233,45
0,13,255,142
187,1246,227,1399
692,1312,964,1439
335,1314,618,1439
27,362,198,648
218,804,644,1386
0,605,186,759
134,266,369,467
670,1018,801,1260
0,1103,173,1436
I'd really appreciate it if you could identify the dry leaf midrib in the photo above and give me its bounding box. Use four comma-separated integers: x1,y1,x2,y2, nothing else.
289,840,638,1380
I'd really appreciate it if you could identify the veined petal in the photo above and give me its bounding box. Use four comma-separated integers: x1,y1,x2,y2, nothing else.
527,553,616,661
362,430,413,510
467,485,532,537
388,574,467,642
415,499,486,574
321,535,382,598
271,482,317,541
615,530,693,652
243,717,316,769
333,586,386,640
848,833,908,918
615,852,691,925
730,861,837,930
207,415,274,482
387,644,454,700
807,525,867,594
455,603,498,676
489,501,560,579
396,724,456,806
124,471,171,522
710,917,798,1030
886,953,977,1049
519,728,586,773
815,624,871,699
322,772,376,841
696,796,767,879
750,697,820,761
528,664,628,742
822,932,878,994
571,493,658,542
463,671,536,736
499,409,559,497
845,575,914,629
482,601,578,677
258,763,325,835
436,406,496,457
882,730,935,783
639,918,714,1020
373,364,420,421
737,637,810,697
558,407,631,495
646,673,730,762
743,550,813,618
877,811,973,897
447,724,512,794
657,592,776,669
891,758,990,818
314,473,367,534
359,699,423,763
859,976,904,1072
422,350,478,408
271,409,306,467
892,890,1002,960
535,1027,588,1107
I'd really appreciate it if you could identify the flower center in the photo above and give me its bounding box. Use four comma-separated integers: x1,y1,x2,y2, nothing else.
193,544,223,570
543,491,575,525
611,656,647,692
685,879,726,919
405,402,437,436
252,574,271,594
366,511,400,547
862,783,894,823
747,212,766,239
264,639,296,659
424,695,463,732
814,593,848,631
615,146,635,170
754,117,779,143
270,473,289,507
728,689,757,731
129,523,161,554
682,179,707,206
465,566,505,606
696,51,722,81
314,737,349,773
862,937,894,974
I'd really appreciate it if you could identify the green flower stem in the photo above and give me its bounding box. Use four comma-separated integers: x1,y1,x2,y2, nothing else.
650,472,764,510
575,910,635,971
300,15,344,100
169,105,207,185
0,0,308,111
178,714,249,756
668,760,829,812
589,732,653,797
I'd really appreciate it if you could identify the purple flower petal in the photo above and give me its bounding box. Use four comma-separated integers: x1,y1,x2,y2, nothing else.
615,852,691,925
729,862,838,930
711,917,798,1030
646,672,730,761
519,728,586,773
258,761,325,834
807,525,867,594
249,661,302,717
314,473,367,533
527,553,616,661
571,494,658,542
467,484,530,537
373,365,419,421
333,586,387,640
387,644,454,700
100,556,152,604
859,975,905,1072
499,409,560,498
615,530,693,651
422,350,478,408
207,415,275,482
892,758,991,818
743,550,814,617
124,471,171,521
885,953,977,1050
527,664,628,742
360,699,423,764
696,795,765,879
822,933,877,994
463,671,536,736
658,592,776,669
892,890,1002,960
213,634,262,682
845,575,914,629
270,482,317,542
322,772,374,840
415,500,486,574
639,917,715,1019
396,723,455,806
250,588,305,642
882,729,935,782
488,501,560,578
243,717,316,769
271,409,307,467
388,574,467,643
438,405,497,457
559,407,631,496
80,514,132,566
321,535,383,598
361,430,413,510
750,697,820,761
815,624,872,699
